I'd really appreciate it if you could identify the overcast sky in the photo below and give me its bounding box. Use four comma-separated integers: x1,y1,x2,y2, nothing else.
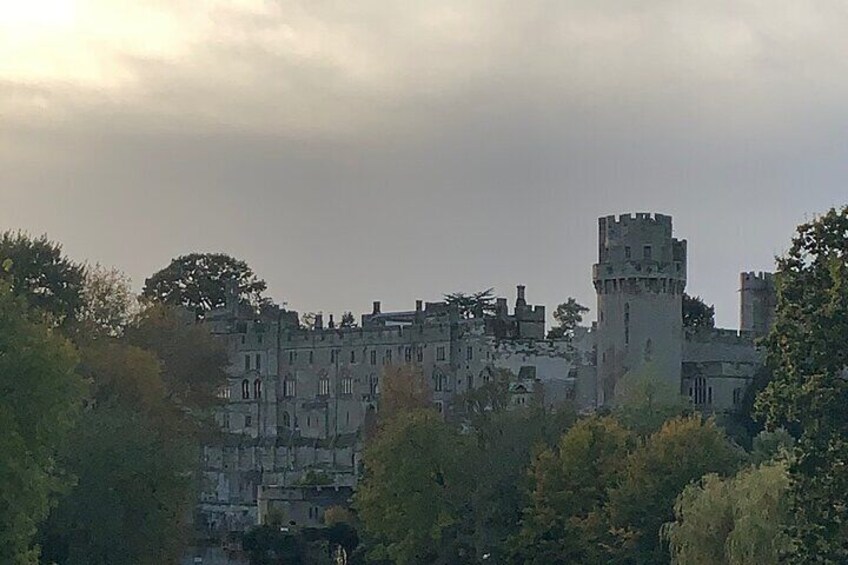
3,1,847,328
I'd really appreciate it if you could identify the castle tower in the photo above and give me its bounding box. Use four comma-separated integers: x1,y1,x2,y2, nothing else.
593,213,687,405
739,272,776,337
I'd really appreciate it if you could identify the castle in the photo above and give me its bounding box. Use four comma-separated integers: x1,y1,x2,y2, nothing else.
196,212,775,533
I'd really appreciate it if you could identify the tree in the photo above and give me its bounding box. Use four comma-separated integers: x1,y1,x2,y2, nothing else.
755,206,848,562
606,416,742,564
547,298,589,340
377,364,433,424
513,416,635,564
614,366,689,435
662,461,794,564
444,288,497,319
682,294,715,330
0,231,85,326
300,311,318,330
142,252,267,320
74,264,137,340
355,410,474,564
340,311,357,328
0,286,84,565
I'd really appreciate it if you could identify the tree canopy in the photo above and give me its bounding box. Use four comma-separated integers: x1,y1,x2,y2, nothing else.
444,288,497,319
682,293,716,330
142,252,267,320
547,298,589,340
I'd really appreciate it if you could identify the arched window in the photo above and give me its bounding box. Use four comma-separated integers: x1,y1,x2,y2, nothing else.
282,411,291,428
253,378,262,399
241,379,250,399
692,377,707,405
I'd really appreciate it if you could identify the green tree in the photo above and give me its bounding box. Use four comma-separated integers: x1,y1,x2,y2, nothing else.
513,416,635,564
142,252,267,320
662,461,794,564
340,311,357,328
547,298,589,340
755,206,848,562
377,364,433,424
444,288,497,319
74,264,137,340
355,410,474,564
607,416,742,564
0,231,85,326
0,285,84,564
682,294,716,330
614,366,689,435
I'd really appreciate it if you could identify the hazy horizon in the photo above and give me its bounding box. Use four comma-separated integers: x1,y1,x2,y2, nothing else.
4,1,848,328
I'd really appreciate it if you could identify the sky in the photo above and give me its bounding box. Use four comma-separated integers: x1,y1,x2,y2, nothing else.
2,0,848,329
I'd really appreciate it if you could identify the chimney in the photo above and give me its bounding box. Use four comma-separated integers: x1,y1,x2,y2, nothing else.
372,301,381,315
415,300,423,312
315,313,324,329
516,285,527,306
328,314,335,329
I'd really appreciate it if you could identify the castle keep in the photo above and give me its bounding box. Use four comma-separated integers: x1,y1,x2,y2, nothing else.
197,212,774,534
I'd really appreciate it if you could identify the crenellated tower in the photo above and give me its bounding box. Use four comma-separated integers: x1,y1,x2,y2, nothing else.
593,213,687,405
739,271,776,337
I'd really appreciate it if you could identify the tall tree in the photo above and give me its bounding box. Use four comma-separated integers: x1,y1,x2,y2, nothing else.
606,416,742,564
142,252,267,320
755,206,848,562
547,298,589,340
74,264,137,340
444,288,497,319
355,410,474,564
340,311,357,328
377,364,433,424
682,293,715,330
0,231,85,326
0,285,84,564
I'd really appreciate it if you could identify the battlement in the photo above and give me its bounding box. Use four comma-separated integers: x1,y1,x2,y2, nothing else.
601,212,673,229
740,271,775,289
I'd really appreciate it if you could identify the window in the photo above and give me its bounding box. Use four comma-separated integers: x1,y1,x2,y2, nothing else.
218,385,231,400
436,346,446,361
466,346,473,361
416,346,423,363
319,378,330,396
244,415,252,427
309,351,314,364
383,350,392,364
341,377,353,395
240,335,246,345
370,350,377,365
625,246,631,259
624,303,630,345
255,354,261,372
241,379,250,399
350,350,356,363
284,378,296,398
223,413,230,429
253,379,262,399
692,377,708,405
330,349,337,363
467,374,474,391
244,354,250,371
289,351,295,364
434,372,444,392
404,347,412,362
369,375,378,395
435,401,443,413
733,388,743,406
346,411,350,425
282,411,291,428
643,245,652,260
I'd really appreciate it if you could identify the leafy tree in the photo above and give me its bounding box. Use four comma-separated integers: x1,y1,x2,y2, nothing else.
682,293,716,330
662,461,794,564
755,206,848,562
0,231,85,326
125,303,229,411
0,286,84,564
513,416,635,564
547,298,589,340
377,364,433,424
606,416,742,564
340,311,357,328
444,288,497,319
142,252,267,320
355,410,474,564
614,366,690,435
74,264,137,340
300,311,318,330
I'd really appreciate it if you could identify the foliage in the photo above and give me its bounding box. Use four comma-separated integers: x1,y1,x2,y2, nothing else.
0,286,84,564
547,298,589,340
142,252,267,320
355,410,474,564
755,206,848,562
662,461,794,564
682,294,716,330
340,311,357,328
298,469,333,486
749,428,794,466
125,303,229,411
513,416,635,564
0,231,85,326
75,264,137,340
614,366,690,435
301,311,318,330
606,416,742,563
377,364,433,424
243,523,361,565
444,288,497,319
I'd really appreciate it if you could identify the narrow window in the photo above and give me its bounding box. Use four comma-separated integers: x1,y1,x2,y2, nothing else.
643,245,652,260
245,415,252,427
350,350,356,363
244,354,250,371
625,246,631,259
436,346,445,361
284,378,296,398
309,351,314,364
416,346,423,363
253,379,262,399
466,346,473,361
282,412,291,428
255,354,261,372
341,377,353,395
404,347,412,362
624,303,630,346
289,351,295,364
370,350,377,365
319,378,330,396
241,379,250,399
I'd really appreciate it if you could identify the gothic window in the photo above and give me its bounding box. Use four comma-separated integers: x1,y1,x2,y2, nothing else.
436,346,446,361
241,379,250,399
692,377,707,405
284,377,296,398
282,411,291,428
244,354,250,371
319,378,330,396
341,377,353,395
255,354,261,372
253,379,262,399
